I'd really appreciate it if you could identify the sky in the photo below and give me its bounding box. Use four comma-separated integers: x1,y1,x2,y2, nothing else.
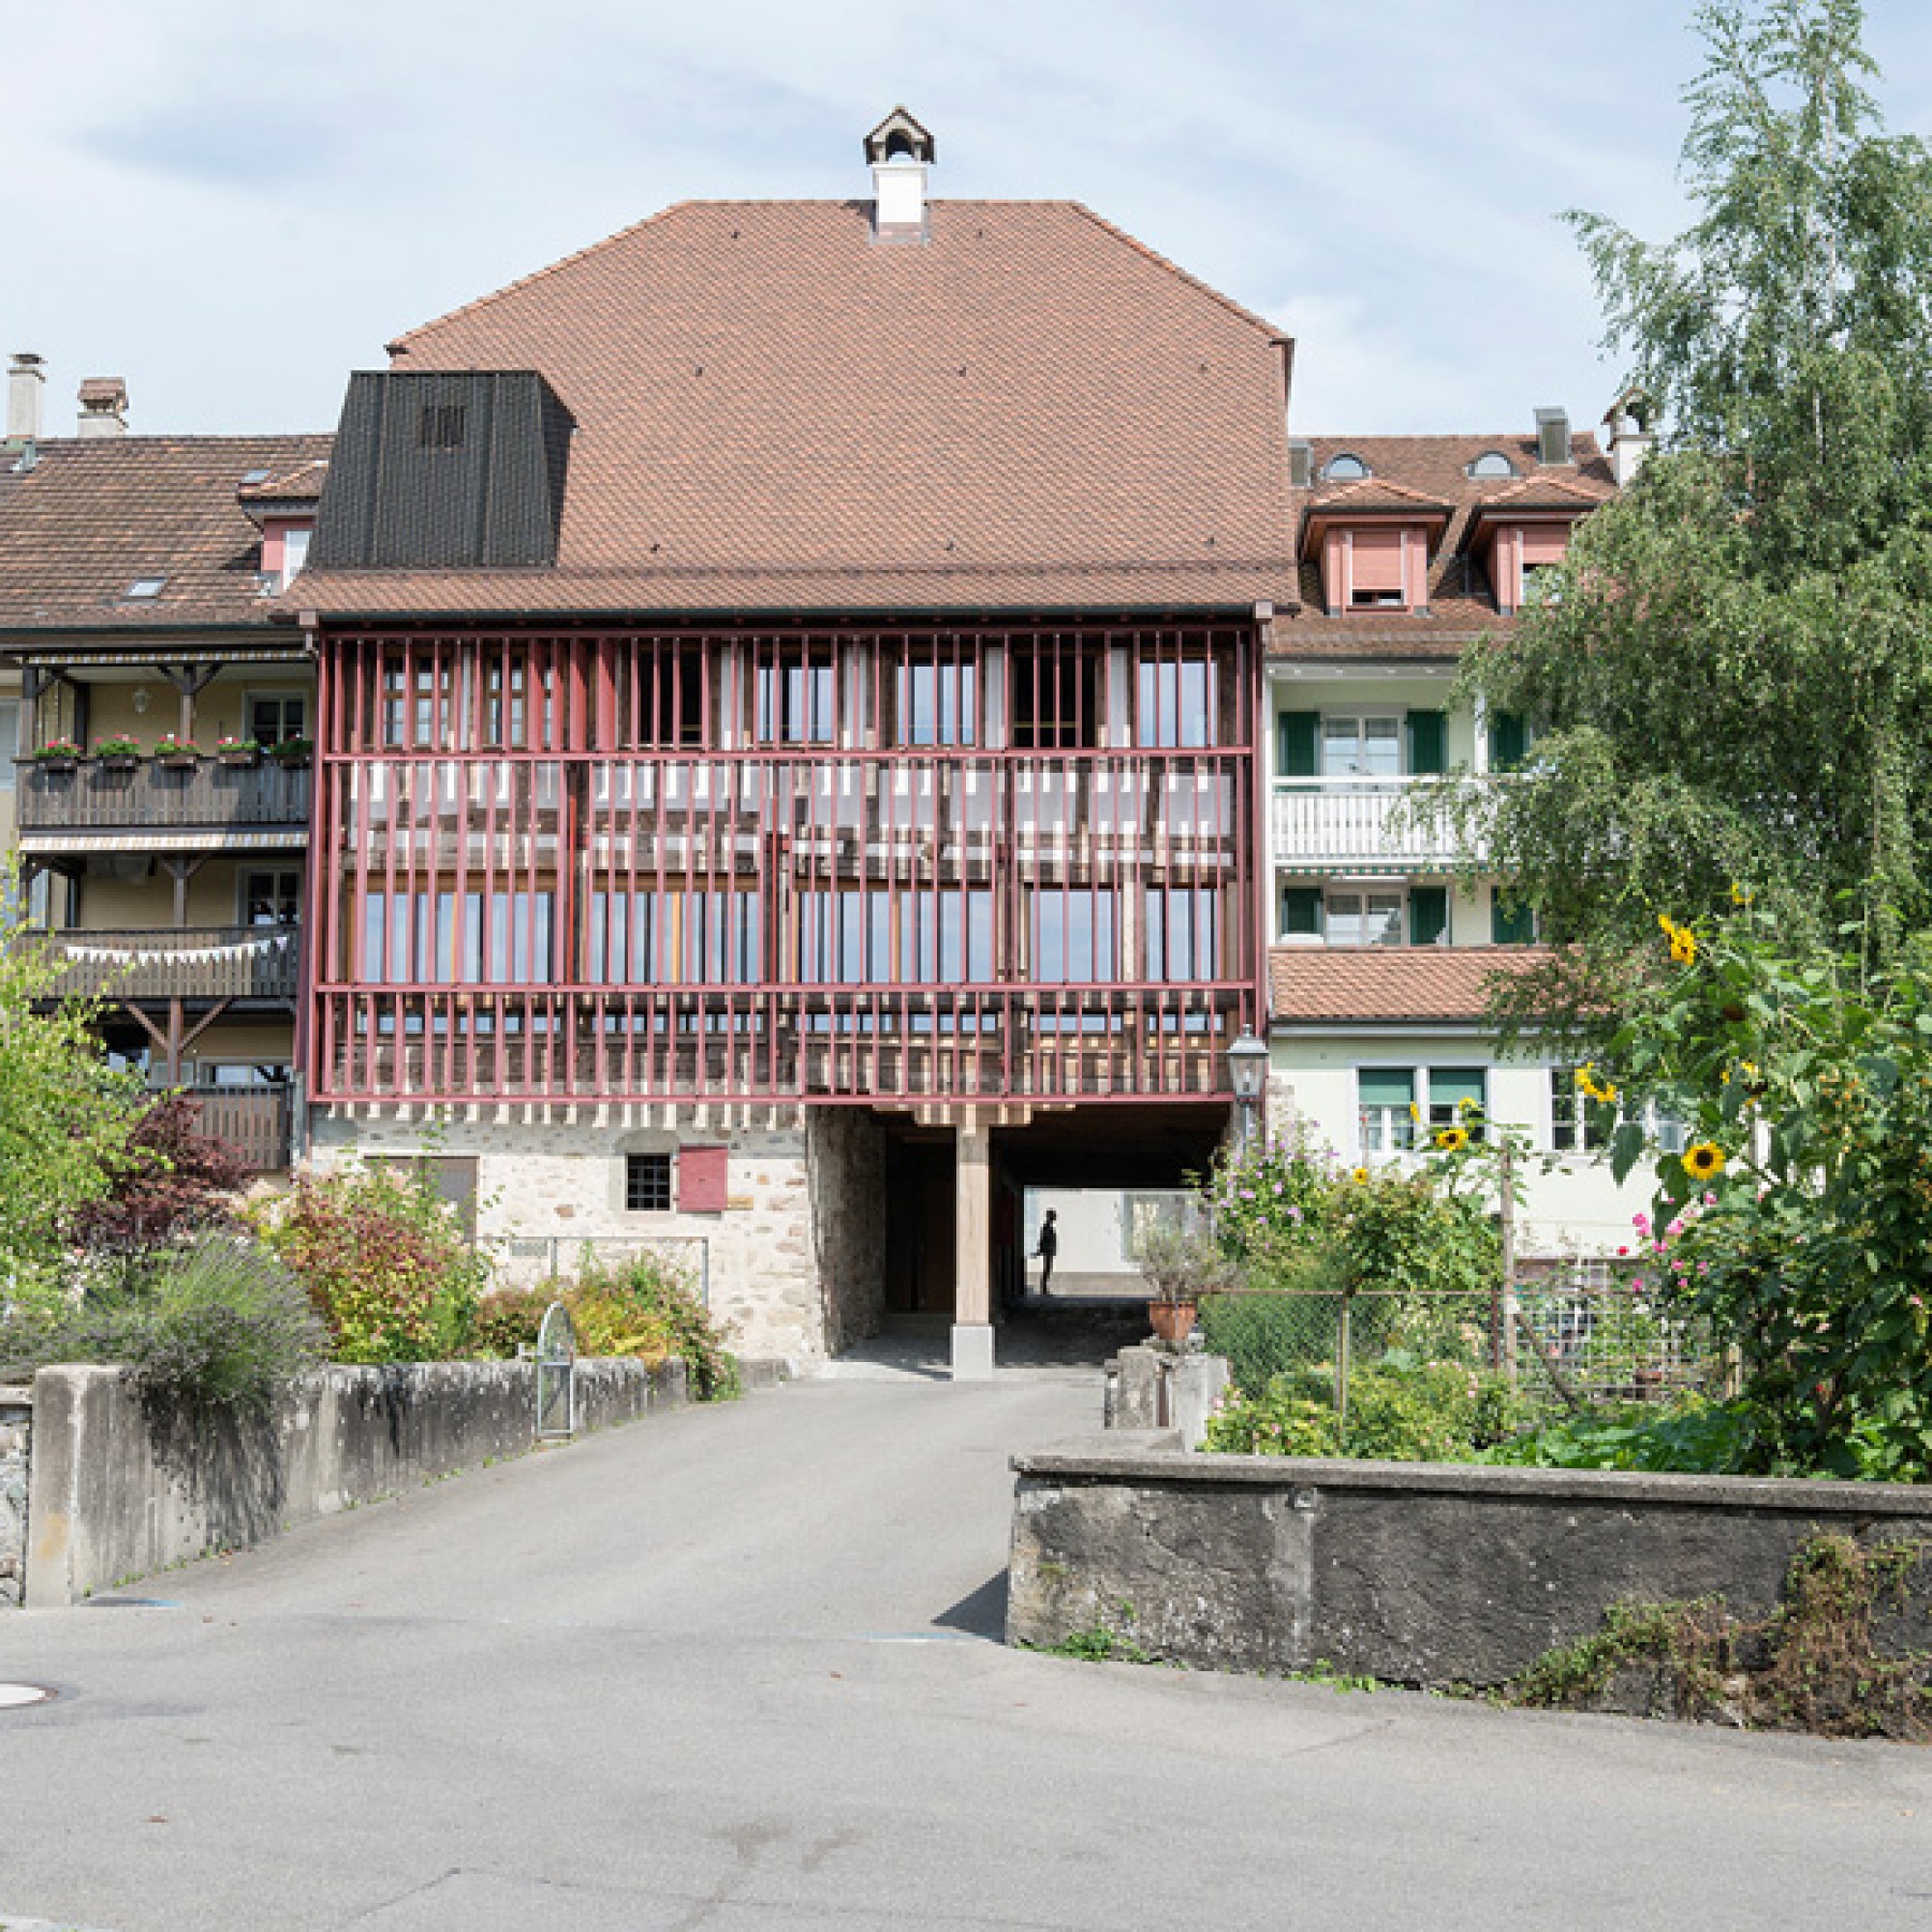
9,0,1932,441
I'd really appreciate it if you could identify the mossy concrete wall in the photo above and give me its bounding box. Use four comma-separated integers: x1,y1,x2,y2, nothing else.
1007,1437,1932,1687
22,1356,682,1609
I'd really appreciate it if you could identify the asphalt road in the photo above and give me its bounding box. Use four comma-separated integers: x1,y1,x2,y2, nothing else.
2,1360,1929,1931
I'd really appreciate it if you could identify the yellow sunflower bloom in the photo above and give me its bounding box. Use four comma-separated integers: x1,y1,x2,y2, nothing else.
1683,1142,1726,1181
1435,1126,1469,1153
1350,1166,1370,1184
1669,928,1697,966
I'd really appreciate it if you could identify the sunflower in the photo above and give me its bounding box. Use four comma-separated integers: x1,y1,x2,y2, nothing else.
1683,1142,1726,1181
1350,1166,1370,1184
1435,1126,1469,1153
1669,928,1698,966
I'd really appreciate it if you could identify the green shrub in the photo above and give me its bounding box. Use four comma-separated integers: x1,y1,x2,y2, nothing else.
1204,1357,1520,1463
470,1285,554,1359
258,1162,487,1364
0,1234,324,1415
1202,1373,1340,1457
564,1251,740,1401
1481,1399,1760,1473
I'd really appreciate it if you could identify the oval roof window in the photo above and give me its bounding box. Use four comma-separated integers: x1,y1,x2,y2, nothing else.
1470,450,1518,478
1323,453,1370,481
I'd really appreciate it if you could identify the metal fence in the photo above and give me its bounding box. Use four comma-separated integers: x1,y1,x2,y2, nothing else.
1198,1270,1715,1415
479,1233,711,1306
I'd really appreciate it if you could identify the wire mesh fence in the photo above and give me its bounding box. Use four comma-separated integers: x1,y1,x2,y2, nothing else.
1198,1267,1716,1416
479,1234,712,1306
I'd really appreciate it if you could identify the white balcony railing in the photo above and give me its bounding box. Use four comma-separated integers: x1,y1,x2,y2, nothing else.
1270,779,1479,871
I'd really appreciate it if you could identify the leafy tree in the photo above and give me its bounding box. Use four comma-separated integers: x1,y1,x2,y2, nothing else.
0,883,144,1309
1436,0,1932,1046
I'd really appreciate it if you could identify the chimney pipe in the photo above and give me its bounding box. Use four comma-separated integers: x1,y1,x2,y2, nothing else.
6,353,44,446
863,108,936,242
76,375,129,440
1604,387,1656,487
1534,406,1572,468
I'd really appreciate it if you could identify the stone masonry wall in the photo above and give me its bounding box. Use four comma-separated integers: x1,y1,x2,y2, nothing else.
311,1103,881,1369
0,1386,28,1608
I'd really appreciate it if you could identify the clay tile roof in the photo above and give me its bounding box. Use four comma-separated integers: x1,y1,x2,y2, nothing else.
1308,475,1451,514
76,377,128,406
1272,431,1617,661
1269,945,1548,1025
0,433,334,634
298,198,1300,619
238,458,328,505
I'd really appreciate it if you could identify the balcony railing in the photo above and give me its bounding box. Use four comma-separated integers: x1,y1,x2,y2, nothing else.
185,1088,293,1172
17,758,311,837
23,926,300,1003
1270,779,1477,871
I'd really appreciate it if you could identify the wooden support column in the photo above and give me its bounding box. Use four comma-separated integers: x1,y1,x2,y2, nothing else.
156,663,219,745
951,1115,995,1380
160,856,205,928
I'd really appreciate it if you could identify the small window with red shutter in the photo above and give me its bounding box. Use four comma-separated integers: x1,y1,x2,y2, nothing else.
677,1145,730,1213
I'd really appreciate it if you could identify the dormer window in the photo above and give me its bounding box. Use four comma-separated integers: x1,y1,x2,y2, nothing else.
261,519,315,594
1323,453,1371,481
1469,451,1518,479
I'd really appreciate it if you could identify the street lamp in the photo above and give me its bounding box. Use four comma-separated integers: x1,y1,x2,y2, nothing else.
1226,1029,1269,1154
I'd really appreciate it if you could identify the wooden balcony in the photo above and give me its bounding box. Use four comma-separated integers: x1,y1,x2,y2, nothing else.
185,1088,294,1172
17,758,311,841
23,926,300,1004
1270,779,1479,872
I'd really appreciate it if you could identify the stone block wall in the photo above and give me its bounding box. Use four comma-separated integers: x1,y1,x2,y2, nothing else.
311,1102,885,1369
0,1386,29,1608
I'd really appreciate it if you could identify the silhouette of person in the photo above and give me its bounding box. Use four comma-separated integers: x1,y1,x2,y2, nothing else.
1036,1208,1059,1293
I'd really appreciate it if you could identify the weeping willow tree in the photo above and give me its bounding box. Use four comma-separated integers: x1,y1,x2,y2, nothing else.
1439,0,1932,1045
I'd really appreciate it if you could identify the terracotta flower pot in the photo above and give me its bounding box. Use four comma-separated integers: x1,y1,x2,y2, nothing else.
1147,1299,1198,1345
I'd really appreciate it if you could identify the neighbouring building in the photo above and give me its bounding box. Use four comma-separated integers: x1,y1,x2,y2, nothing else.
288,111,1291,1372
0,353,328,1172
1262,413,1659,1256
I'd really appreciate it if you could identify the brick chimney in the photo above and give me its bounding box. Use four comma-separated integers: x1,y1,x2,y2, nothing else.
77,375,129,439
865,107,935,242
6,352,44,447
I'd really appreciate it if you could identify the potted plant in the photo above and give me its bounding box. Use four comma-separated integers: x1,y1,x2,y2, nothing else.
153,734,201,769
214,735,261,767
1132,1218,1236,1347
32,738,83,774
93,734,142,770
266,734,313,768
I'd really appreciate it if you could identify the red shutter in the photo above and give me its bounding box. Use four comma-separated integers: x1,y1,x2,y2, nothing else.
678,1145,729,1213
1349,528,1406,593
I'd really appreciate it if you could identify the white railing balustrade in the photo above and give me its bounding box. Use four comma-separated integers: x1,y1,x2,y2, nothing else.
1270,779,1480,869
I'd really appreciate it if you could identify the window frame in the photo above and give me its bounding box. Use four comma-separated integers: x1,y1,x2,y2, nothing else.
625,1151,674,1214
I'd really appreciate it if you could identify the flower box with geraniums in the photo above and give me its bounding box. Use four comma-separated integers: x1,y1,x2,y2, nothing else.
31,739,83,775
153,735,201,770
93,735,142,770
214,735,261,768
265,735,312,769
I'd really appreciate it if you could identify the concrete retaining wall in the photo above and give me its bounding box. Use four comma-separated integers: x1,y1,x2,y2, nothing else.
23,1356,682,1609
1007,1437,1932,1688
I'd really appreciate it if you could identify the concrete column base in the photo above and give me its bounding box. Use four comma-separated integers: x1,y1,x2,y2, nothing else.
950,1322,996,1380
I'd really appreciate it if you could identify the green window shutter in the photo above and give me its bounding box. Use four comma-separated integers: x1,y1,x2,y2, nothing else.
1406,709,1447,776
1408,885,1448,947
1490,711,1528,772
1429,1066,1488,1116
1277,710,1320,779
1280,886,1322,937
1492,891,1536,946
1358,1067,1415,1110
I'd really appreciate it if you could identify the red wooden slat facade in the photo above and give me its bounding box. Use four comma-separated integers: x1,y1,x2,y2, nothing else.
307,620,1264,1105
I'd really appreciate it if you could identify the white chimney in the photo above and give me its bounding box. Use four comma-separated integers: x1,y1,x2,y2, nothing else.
77,375,129,439
1604,386,1656,487
864,107,936,242
6,353,44,445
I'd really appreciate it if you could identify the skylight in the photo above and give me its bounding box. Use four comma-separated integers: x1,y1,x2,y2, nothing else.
239,469,271,486
126,578,166,599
